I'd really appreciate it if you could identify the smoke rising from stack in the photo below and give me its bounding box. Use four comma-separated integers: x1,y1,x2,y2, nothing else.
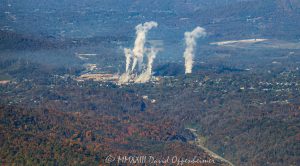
184,26,206,74
118,21,159,85
124,48,132,72
131,21,158,72
135,47,160,83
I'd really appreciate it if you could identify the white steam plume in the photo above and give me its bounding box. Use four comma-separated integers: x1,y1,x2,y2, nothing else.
135,47,159,83
118,72,131,85
131,21,158,72
124,48,132,72
184,26,206,74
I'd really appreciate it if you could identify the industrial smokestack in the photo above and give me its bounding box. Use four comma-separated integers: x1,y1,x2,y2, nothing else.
135,47,159,83
183,26,206,74
124,48,132,72
131,21,158,72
